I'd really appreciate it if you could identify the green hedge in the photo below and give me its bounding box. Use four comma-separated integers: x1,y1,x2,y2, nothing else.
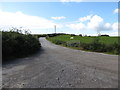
80,37,120,54
2,31,41,61
52,40,66,45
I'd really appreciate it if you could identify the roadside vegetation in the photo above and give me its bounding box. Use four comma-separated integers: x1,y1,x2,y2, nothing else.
47,34,120,55
2,28,41,61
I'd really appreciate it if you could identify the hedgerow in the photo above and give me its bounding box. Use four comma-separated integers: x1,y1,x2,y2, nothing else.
2,29,41,61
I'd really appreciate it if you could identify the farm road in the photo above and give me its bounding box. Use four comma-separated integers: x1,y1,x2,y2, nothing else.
2,37,118,88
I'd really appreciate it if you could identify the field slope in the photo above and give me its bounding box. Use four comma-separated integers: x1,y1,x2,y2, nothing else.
47,35,120,55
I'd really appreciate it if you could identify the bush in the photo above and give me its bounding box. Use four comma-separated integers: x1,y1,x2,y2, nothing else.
52,40,66,45
66,41,81,47
70,34,76,36
89,37,102,52
100,34,109,37
34,34,47,38
47,33,67,37
80,42,90,50
2,30,41,61
79,34,82,37
79,37,107,52
110,43,120,54
80,37,120,54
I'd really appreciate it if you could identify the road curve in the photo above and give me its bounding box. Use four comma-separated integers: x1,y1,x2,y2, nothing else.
2,37,118,88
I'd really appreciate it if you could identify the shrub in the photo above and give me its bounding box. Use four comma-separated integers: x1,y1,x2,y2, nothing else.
111,43,120,54
34,34,47,38
66,41,81,47
2,30,41,61
47,33,57,37
80,42,90,50
70,34,76,36
89,37,102,52
79,34,82,37
80,37,107,52
100,34,109,37
80,37,120,54
52,40,66,45
47,33,67,37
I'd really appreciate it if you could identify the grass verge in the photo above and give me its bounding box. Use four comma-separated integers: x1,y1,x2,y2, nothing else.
46,34,120,55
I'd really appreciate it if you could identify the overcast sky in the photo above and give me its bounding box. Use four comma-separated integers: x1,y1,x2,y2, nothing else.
0,1,119,36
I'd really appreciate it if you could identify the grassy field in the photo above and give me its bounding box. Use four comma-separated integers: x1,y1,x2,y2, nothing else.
47,34,120,55
48,35,119,45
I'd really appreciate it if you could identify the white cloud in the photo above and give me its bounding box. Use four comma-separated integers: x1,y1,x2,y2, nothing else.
51,16,66,20
66,15,117,32
104,23,112,30
113,9,120,14
87,15,104,31
101,32,118,36
112,22,119,31
79,15,93,22
109,32,118,36
0,10,118,36
0,10,62,33
66,22,85,30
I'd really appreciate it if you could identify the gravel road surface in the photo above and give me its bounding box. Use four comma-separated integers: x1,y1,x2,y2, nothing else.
2,37,118,88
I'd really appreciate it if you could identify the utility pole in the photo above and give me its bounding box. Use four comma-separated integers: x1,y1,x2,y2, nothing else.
97,30,101,36
54,25,56,34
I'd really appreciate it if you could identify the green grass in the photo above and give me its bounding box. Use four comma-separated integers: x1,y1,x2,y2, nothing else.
48,35,119,45
47,35,120,55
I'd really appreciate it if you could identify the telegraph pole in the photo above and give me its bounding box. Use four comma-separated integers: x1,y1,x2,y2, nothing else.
97,29,101,36
54,25,56,34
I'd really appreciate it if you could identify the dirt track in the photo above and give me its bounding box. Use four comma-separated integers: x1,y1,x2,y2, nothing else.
2,37,118,88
